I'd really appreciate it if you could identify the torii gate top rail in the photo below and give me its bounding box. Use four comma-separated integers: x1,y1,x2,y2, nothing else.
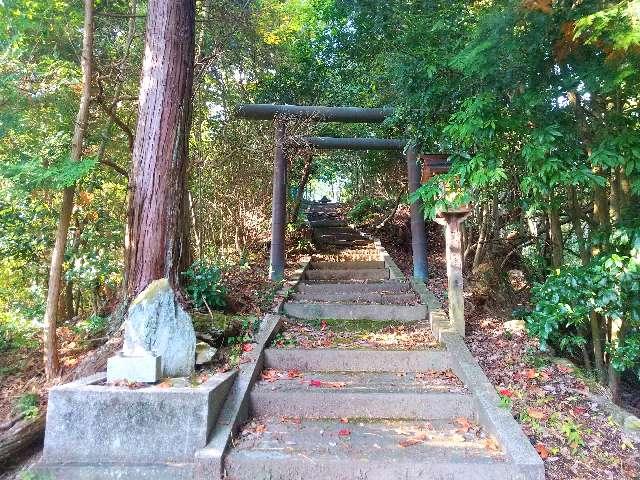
290,136,407,151
235,104,394,123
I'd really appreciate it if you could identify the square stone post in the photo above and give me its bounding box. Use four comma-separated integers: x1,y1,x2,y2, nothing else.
435,209,470,336
269,119,287,280
405,146,428,280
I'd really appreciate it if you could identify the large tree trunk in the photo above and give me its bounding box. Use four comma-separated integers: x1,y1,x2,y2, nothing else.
125,0,196,297
42,0,94,380
548,202,564,268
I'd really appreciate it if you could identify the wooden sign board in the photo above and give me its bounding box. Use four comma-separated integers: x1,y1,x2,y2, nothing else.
420,153,451,182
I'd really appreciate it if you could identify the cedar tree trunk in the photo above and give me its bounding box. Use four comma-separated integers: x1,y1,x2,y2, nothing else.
42,0,94,380
125,0,195,297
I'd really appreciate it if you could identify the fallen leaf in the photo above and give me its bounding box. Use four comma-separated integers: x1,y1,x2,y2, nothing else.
261,369,278,382
255,424,267,434
338,429,351,437
523,368,537,379
527,408,546,420
287,369,303,379
309,379,346,388
399,432,427,447
484,437,501,452
242,343,254,353
557,364,573,374
535,443,550,459
340,417,349,424
321,320,328,331
454,416,474,433
157,379,173,388
572,406,587,416
498,388,515,398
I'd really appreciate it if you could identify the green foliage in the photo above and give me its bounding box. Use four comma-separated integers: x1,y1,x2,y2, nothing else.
14,392,39,419
73,314,107,339
527,226,640,377
183,261,227,311
0,311,39,353
347,197,393,223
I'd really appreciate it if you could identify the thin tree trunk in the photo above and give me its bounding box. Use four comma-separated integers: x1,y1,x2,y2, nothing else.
568,186,590,266
125,0,196,297
42,0,94,380
472,203,489,271
548,201,564,268
590,166,610,384
289,152,312,223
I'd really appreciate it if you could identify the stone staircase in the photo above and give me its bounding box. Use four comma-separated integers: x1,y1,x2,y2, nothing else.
222,203,543,480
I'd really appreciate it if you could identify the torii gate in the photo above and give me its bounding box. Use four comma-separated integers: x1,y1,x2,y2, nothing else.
235,104,428,282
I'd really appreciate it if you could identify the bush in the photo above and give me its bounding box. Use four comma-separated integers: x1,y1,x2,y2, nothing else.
0,311,39,353
347,197,393,224
526,226,640,378
183,261,227,311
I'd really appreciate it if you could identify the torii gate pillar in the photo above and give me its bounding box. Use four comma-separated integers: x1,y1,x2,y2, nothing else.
435,209,471,336
269,119,287,280
405,146,428,281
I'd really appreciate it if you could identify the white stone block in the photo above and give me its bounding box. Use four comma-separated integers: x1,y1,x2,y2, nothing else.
107,352,161,383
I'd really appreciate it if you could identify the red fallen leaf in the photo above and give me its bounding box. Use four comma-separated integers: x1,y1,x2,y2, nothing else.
572,406,587,415
399,432,427,447
157,379,173,388
309,379,323,387
287,369,303,379
338,429,351,437
522,368,537,380
340,417,349,424
255,424,267,434
261,369,278,382
309,380,347,388
242,343,254,352
484,437,501,452
535,443,550,459
498,388,515,398
281,416,302,424
321,320,328,331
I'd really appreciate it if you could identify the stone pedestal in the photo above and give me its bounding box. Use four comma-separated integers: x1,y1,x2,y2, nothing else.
39,370,236,479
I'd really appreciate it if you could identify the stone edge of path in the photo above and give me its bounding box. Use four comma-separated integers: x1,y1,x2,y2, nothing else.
410,277,545,480
373,237,405,280
193,256,312,479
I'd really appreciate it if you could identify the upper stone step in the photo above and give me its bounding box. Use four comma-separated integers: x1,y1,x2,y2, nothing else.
308,220,348,227
297,281,411,294
225,418,511,480
264,348,449,372
309,261,385,270
305,268,390,281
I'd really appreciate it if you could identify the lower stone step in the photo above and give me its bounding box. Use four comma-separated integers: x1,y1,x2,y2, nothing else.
225,418,515,480
250,389,474,420
291,292,418,304
283,302,427,322
305,268,390,281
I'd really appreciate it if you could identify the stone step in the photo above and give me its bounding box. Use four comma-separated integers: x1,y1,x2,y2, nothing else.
308,220,348,227
225,419,513,480
264,349,450,372
309,261,386,270
297,281,411,294
283,302,427,322
291,292,418,305
305,268,389,281
250,386,473,420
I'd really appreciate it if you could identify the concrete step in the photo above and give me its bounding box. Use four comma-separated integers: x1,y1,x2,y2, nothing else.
283,302,427,322
308,220,348,227
264,349,450,372
297,281,411,294
291,292,418,305
225,418,512,480
309,261,385,270
250,386,473,420
305,268,389,281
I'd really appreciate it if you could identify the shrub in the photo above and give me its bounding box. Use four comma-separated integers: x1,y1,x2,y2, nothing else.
183,261,227,311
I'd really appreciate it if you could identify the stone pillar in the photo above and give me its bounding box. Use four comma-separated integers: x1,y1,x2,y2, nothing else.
269,119,287,280
435,209,470,336
405,146,428,280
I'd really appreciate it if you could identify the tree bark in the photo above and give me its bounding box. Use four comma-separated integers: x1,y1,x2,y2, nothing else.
42,0,94,380
125,0,196,297
568,186,590,266
472,203,489,271
289,152,312,223
548,202,564,268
